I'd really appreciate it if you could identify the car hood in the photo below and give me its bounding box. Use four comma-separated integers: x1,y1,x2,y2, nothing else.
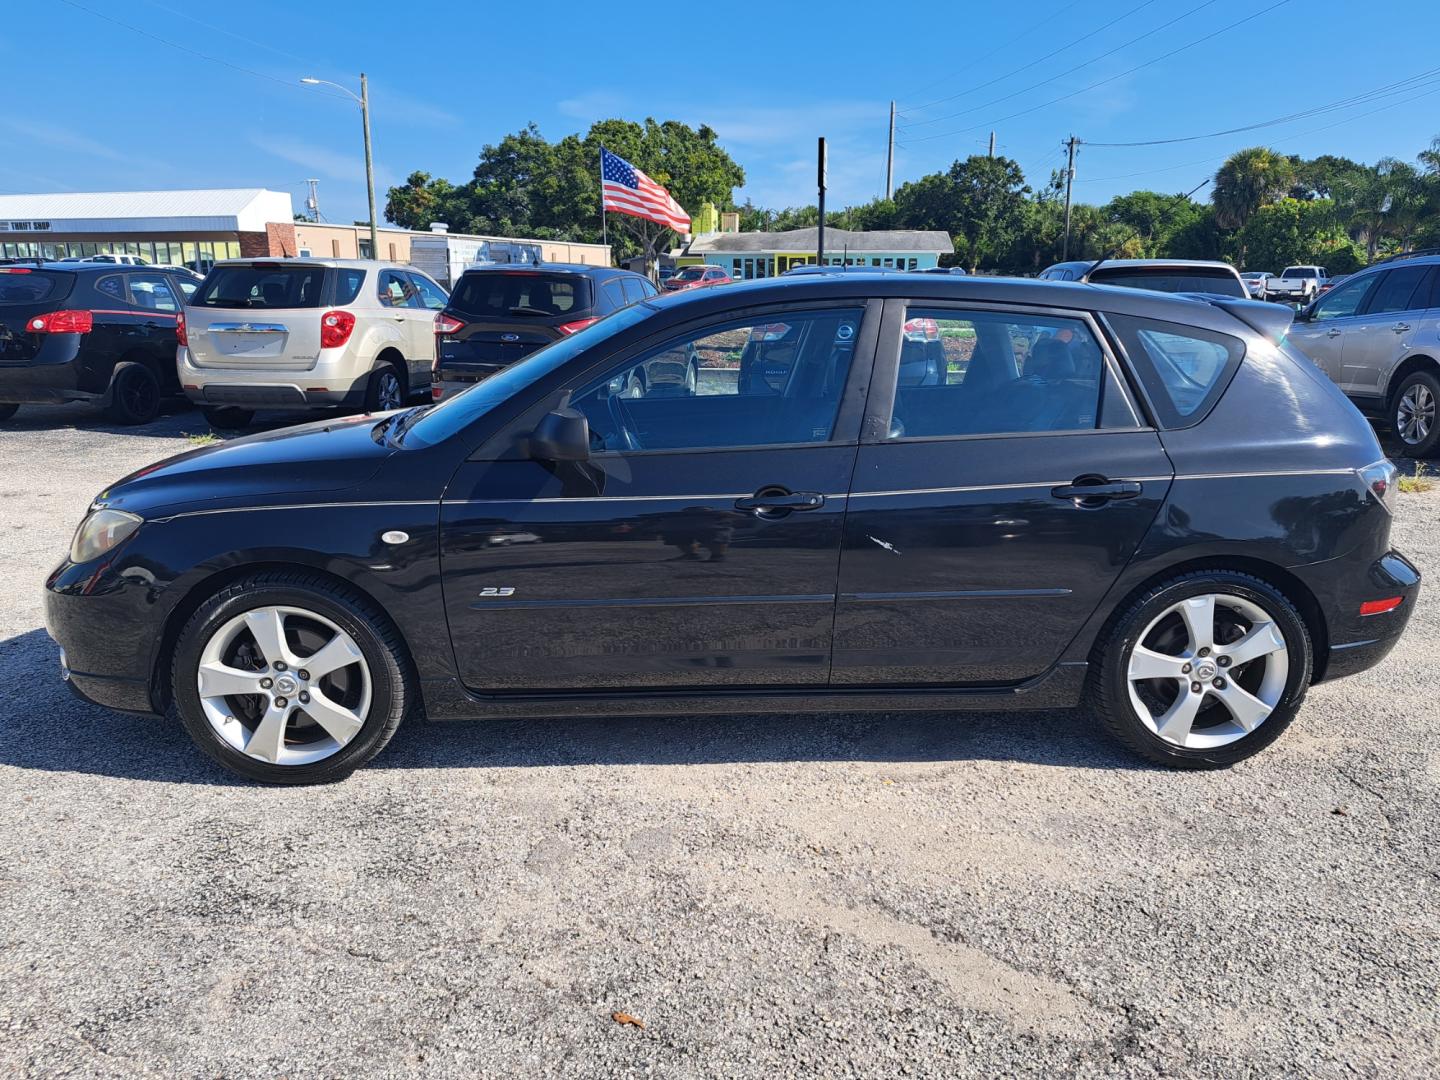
96,411,399,517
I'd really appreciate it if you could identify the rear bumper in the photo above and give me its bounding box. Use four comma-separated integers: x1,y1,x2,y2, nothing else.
1314,550,1421,683
0,336,96,403
178,346,370,409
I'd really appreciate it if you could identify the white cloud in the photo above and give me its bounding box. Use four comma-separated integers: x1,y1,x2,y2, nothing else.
251,135,398,190
556,90,630,123
0,118,126,162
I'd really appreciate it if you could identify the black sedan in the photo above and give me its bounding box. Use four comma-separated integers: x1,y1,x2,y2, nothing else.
45,274,1420,783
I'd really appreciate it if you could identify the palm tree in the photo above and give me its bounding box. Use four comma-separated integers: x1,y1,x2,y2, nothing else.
1213,147,1296,230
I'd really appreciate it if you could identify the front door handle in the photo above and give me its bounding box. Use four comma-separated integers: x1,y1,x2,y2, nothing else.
1051,479,1142,504
1393,323,1411,333
735,491,824,512
1326,327,1342,338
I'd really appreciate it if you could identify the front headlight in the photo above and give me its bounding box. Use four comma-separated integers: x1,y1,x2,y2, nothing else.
69,507,143,563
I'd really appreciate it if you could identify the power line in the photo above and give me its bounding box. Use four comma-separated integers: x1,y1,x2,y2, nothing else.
896,0,1087,107
1084,66,1440,148
903,1,1293,144
55,0,350,100
139,0,317,66
901,0,1154,115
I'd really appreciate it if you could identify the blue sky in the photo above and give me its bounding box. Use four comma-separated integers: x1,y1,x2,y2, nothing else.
4,0,1439,226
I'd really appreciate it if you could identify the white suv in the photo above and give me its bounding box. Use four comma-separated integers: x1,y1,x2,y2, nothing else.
177,259,448,427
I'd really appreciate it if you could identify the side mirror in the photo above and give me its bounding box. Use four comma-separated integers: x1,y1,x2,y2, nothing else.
529,408,590,462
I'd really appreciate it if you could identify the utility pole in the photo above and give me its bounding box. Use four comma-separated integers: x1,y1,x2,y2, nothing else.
1061,135,1079,261
306,178,321,223
817,137,828,264
988,131,995,158
360,73,378,260
885,102,895,200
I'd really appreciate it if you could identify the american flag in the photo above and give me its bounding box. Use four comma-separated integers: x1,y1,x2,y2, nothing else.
601,147,691,233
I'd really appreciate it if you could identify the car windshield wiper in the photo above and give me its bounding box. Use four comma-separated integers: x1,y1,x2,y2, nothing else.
507,305,550,316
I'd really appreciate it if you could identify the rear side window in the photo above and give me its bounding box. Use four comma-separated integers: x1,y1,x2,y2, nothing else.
1091,268,1246,298
0,270,72,304
448,272,590,318
1107,314,1244,426
127,273,180,313
96,275,125,301
1363,266,1434,316
378,269,418,308
333,268,367,305
620,277,645,305
194,265,327,309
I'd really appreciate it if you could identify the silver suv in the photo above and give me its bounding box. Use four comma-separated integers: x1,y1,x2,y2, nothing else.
178,259,448,428
1288,253,1440,456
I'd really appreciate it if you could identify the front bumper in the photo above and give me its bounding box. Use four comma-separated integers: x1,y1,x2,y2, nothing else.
45,556,165,715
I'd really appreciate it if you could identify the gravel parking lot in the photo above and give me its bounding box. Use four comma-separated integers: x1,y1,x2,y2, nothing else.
2,403,1437,1078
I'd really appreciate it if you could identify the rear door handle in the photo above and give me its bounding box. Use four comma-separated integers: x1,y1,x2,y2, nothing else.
1326,327,1342,338
1051,480,1142,503
735,491,824,512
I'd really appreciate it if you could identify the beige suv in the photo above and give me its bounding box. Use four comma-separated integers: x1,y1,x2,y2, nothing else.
177,259,448,427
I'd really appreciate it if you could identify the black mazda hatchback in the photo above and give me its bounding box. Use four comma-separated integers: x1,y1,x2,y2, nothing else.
45,274,1420,783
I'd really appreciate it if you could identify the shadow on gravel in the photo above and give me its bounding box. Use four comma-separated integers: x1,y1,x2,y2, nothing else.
1,627,1143,785
0,401,385,441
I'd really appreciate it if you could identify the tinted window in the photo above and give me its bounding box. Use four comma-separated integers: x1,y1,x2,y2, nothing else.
673,267,706,281
1281,267,1315,278
570,308,863,452
601,279,625,312
333,268,367,305
194,265,326,309
887,310,1106,438
1312,274,1376,320
1091,268,1246,298
175,279,198,300
1363,265,1432,316
128,273,179,312
409,273,448,311
619,277,645,305
1108,314,1243,426
96,274,125,301
0,270,71,304
448,272,590,318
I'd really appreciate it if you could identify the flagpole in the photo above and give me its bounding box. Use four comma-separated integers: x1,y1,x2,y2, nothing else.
599,146,608,264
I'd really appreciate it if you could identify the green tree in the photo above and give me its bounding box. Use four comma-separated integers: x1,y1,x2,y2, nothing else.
1103,191,1207,257
384,171,467,231
1213,147,1297,231
1237,198,1351,270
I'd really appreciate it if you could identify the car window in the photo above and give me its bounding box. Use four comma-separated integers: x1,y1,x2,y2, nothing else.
194,265,326,309
886,309,1107,438
1311,274,1376,320
96,274,125,301
408,273,448,311
174,278,198,301
619,277,644,306
0,269,72,304
127,273,180,313
1363,266,1433,316
1107,314,1244,426
569,308,863,452
328,268,364,305
378,269,419,308
600,279,626,312
448,272,588,318
1090,268,1246,298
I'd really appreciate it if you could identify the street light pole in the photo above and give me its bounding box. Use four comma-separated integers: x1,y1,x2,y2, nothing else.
301,74,379,260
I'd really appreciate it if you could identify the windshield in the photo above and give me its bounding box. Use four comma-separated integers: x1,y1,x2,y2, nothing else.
673,267,707,281
448,271,592,318
0,269,72,304
194,264,327,308
401,301,655,446
1091,268,1246,298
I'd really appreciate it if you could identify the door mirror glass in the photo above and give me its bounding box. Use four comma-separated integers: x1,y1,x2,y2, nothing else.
529,408,591,462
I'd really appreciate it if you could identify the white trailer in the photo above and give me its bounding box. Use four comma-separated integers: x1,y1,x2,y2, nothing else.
409,232,544,288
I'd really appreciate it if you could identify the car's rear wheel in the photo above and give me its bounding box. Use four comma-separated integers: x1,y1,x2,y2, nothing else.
106,362,161,425
364,363,406,412
1392,369,1440,458
0,403,17,421
201,406,255,430
1090,571,1312,768
171,571,414,783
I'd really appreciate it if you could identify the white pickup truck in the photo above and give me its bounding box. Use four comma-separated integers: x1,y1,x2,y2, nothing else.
1264,265,1329,303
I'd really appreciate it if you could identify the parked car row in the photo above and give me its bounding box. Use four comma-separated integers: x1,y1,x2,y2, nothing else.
44,268,1420,783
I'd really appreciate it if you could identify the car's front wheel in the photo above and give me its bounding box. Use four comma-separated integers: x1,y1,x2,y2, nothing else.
171,571,414,783
1392,369,1440,458
1090,571,1312,768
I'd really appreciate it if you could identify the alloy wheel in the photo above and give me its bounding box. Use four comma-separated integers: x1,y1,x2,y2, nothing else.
195,605,371,766
1125,593,1289,750
1397,383,1435,446
377,371,403,411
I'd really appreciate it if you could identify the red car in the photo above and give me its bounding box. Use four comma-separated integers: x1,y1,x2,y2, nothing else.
663,265,732,291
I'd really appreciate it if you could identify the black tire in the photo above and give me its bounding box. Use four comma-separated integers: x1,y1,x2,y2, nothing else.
1089,570,1313,769
106,362,161,425
201,406,255,430
1390,369,1440,458
0,403,17,421
171,570,415,784
363,362,406,412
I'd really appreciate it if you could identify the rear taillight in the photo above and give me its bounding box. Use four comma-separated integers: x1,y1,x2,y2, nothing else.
27,310,93,334
1357,460,1398,514
320,309,355,349
434,313,466,335
0,267,32,274
557,317,601,335
175,310,188,347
